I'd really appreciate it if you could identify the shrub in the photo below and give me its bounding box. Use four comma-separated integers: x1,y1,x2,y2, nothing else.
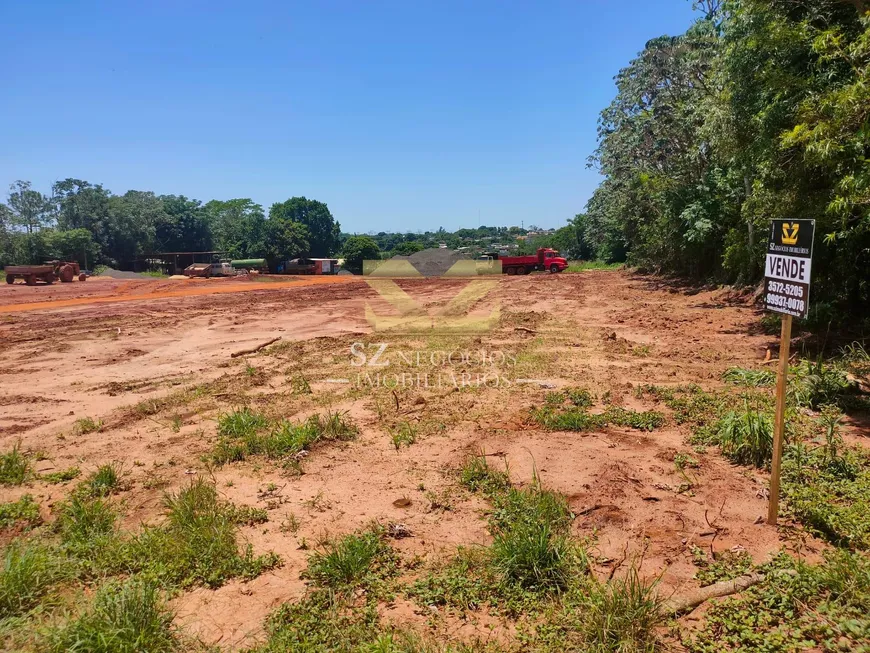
789,359,853,409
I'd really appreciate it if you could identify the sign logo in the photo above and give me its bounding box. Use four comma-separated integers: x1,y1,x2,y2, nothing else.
362,258,501,334
781,222,800,246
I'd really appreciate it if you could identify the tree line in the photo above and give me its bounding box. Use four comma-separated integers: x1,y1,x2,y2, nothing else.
0,180,557,273
0,179,342,269
571,0,870,319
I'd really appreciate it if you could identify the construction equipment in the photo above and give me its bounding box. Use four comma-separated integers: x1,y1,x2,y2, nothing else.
4,261,86,285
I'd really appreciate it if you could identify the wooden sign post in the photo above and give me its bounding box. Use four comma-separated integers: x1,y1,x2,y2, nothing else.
763,219,815,525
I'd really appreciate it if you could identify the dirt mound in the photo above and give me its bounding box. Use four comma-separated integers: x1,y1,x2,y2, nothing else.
391,248,464,277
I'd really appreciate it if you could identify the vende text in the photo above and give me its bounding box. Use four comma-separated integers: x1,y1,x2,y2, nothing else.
765,254,811,283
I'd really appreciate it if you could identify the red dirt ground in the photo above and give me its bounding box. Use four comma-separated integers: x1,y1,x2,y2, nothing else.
0,270,859,648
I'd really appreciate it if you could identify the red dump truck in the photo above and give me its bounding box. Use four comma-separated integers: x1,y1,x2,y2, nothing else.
479,248,568,275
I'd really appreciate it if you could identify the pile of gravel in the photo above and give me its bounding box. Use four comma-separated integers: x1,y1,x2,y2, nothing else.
96,267,151,280
391,248,464,277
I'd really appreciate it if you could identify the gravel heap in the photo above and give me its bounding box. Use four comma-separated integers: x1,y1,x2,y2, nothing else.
391,248,464,277
96,267,151,279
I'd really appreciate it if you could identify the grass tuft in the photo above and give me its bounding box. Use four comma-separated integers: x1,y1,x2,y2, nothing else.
0,541,68,619
48,577,177,653
713,403,773,468
85,463,124,497
74,417,104,435
304,527,398,592
0,444,31,486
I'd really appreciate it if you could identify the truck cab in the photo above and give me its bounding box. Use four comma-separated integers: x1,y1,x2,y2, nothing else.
539,248,568,273
210,261,235,277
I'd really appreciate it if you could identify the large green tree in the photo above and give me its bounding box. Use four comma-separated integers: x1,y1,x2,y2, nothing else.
341,235,380,274
583,0,870,315
269,197,340,257
263,217,309,265
7,181,53,234
155,195,211,253
203,199,266,259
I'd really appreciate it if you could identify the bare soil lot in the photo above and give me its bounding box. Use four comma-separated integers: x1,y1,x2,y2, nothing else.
0,270,866,651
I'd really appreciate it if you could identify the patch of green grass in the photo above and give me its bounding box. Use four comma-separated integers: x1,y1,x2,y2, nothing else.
543,388,593,409
303,527,398,593
211,410,358,466
226,503,269,526
74,417,103,435
722,367,775,387
0,541,68,619
635,384,731,426
490,520,575,592
41,467,81,484
47,577,178,653
291,374,312,395
217,407,269,439
126,478,280,588
57,494,117,548
533,404,665,432
684,551,870,652
418,464,584,613
459,454,511,495
565,260,622,272
529,569,663,653
389,422,417,450
782,441,870,549
255,591,382,653
0,495,41,529
0,444,31,486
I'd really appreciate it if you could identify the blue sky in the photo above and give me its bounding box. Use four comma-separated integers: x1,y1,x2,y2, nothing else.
1,1,698,233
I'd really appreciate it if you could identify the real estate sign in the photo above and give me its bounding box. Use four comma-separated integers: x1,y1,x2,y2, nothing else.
764,219,815,319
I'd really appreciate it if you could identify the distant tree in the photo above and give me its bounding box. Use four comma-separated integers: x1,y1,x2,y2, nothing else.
341,235,380,274
105,191,163,263
156,195,211,252
7,181,53,233
53,179,111,234
0,204,12,266
393,241,425,256
204,199,266,259
269,197,339,257
263,217,309,265
45,228,100,267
